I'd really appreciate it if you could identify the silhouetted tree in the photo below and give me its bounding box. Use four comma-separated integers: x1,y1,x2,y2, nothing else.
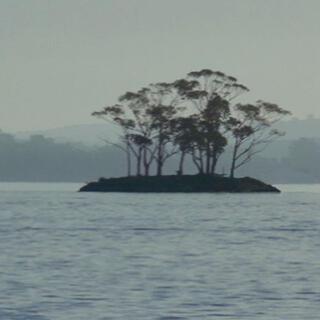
138,82,191,175
174,69,249,174
227,101,291,178
92,68,290,178
92,104,136,176
171,116,198,175
93,83,185,176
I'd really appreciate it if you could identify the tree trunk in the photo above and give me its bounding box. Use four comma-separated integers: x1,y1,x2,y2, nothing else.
156,161,163,176
156,133,163,176
143,148,149,176
126,142,131,177
136,148,142,176
192,151,202,174
230,156,236,178
127,152,131,177
229,143,238,178
205,145,210,174
145,165,150,176
210,153,218,175
178,151,186,175
199,150,204,174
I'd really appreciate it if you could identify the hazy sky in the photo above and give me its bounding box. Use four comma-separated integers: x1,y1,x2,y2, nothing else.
1,0,320,131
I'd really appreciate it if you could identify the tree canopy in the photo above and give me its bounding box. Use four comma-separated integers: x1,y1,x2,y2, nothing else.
93,69,291,177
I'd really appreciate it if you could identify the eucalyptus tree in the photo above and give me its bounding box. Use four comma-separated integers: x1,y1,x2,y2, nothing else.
92,89,154,176
117,89,155,176
92,104,135,176
227,101,291,178
92,68,290,178
143,82,188,176
175,69,249,174
92,82,187,176
171,115,199,175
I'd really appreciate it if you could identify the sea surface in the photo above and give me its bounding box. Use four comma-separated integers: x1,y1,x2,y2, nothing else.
1,183,320,319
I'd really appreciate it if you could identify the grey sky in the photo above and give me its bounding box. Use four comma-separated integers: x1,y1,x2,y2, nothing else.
1,0,319,131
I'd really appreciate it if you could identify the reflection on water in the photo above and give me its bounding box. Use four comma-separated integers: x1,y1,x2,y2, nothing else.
0,183,320,319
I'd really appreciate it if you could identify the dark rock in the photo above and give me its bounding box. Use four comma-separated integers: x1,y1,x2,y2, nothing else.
79,175,280,193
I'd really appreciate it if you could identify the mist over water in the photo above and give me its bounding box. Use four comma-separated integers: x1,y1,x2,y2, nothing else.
1,184,320,319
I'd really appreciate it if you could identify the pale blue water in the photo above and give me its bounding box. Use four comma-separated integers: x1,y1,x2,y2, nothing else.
1,183,320,319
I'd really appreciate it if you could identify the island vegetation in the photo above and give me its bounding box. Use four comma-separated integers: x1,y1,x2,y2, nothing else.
81,69,291,192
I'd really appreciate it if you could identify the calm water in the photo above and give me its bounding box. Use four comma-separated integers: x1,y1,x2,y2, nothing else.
1,183,320,319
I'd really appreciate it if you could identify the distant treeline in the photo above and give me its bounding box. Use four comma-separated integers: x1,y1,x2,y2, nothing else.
236,137,320,183
0,132,124,182
0,131,319,183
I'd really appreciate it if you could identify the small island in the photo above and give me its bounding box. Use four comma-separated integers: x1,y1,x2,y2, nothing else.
81,69,290,193
79,175,280,193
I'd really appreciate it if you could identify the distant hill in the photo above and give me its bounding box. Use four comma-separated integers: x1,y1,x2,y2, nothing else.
1,121,320,183
13,117,320,158
14,117,320,146
15,123,120,147
276,117,320,140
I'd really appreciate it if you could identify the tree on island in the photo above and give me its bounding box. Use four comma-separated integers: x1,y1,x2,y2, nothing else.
93,69,291,178
227,101,291,178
